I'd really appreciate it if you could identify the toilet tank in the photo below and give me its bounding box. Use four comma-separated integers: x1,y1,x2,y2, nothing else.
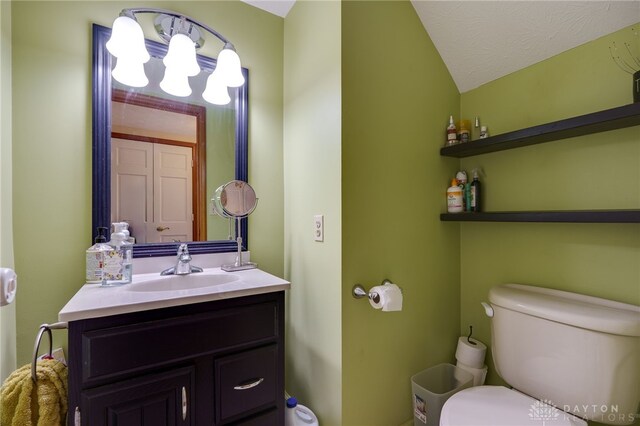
488,284,640,425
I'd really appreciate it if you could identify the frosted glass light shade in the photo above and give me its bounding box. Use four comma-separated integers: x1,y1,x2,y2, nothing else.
163,34,200,77
202,71,231,105
106,16,150,62
160,66,192,97
215,45,245,88
112,57,149,87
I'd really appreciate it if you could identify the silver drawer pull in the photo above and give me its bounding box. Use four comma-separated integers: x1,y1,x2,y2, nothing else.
233,377,264,390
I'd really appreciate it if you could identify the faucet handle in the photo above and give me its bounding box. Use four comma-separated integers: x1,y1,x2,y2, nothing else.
177,243,189,255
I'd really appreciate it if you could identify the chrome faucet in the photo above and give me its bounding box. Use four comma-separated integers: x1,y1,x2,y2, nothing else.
160,244,203,276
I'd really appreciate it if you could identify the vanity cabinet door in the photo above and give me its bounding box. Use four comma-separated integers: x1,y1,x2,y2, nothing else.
81,366,194,426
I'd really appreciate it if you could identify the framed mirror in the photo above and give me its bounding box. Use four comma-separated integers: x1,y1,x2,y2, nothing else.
92,24,249,257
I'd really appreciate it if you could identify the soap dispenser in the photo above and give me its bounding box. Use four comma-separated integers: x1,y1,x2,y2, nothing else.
103,225,133,286
86,227,109,284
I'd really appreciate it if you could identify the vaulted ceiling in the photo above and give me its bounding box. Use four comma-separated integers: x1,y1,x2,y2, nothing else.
241,1,639,93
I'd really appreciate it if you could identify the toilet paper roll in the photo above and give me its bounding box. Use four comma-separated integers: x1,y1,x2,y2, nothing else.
0,268,17,306
455,336,487,368
456,361,488,386
368,283,403,312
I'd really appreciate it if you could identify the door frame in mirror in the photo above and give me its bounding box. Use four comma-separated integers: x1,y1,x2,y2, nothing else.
92,24,249,257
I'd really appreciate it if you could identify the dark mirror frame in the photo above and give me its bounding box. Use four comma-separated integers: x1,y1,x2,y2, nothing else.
92,24,249,257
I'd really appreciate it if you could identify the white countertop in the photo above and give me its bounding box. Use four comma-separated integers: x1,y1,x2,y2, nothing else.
59,267,290,322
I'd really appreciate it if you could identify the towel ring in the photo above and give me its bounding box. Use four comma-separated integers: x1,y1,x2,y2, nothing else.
31,322,67,382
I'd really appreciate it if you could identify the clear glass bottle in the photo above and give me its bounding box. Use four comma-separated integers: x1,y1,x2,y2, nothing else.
102,227,132,286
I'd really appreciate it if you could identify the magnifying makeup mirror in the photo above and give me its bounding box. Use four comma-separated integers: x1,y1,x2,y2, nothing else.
211,180,258,271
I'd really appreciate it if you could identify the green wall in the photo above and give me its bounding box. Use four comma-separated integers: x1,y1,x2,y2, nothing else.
341,2,461,424
11,0,284,366
283,1,343,424
1,0,17,383
458,23,640,399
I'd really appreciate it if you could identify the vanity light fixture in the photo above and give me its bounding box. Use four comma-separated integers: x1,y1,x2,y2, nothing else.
106,8,245,105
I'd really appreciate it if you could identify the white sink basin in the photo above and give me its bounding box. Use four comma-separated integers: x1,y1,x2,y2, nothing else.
127,273,241,292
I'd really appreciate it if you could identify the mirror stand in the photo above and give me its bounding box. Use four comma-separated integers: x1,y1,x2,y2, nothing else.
212,180,258,272
222,217,257,272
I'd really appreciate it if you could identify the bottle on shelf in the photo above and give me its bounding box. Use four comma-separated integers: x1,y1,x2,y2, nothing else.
456,170,468,211
447,178,464,213
479,126,489,139
446,115,457,146
458,119,471,143
472,116,480,140
470,169,482,212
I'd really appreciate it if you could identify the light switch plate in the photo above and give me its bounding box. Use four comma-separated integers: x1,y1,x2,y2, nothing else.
314,215,324,242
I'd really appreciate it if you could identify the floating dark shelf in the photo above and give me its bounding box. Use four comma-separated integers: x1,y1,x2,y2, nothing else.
440,103,640,158
440,210,640,223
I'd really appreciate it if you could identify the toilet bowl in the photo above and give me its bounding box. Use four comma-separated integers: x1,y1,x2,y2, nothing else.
440,386,586,426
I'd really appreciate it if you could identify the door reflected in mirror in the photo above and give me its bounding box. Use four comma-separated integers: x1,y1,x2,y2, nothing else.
110,86,234,244
93,24,248,257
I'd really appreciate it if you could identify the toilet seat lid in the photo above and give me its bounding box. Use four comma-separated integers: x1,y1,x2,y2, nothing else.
440,386,587,426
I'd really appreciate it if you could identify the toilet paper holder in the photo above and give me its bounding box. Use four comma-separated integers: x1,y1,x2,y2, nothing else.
352,279,392,303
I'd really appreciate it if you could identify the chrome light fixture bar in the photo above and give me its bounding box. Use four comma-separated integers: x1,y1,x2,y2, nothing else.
107,8,245,105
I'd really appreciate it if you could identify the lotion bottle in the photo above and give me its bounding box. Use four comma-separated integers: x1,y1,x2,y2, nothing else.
447,179,463,213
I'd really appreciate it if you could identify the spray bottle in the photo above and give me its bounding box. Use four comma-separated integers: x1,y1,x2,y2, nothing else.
470,169,482,212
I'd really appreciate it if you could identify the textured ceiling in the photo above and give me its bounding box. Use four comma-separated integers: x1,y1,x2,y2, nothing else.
411,1,640,93
242,1,640,93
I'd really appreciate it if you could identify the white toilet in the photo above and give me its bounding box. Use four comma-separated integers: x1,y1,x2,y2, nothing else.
440,283,640,426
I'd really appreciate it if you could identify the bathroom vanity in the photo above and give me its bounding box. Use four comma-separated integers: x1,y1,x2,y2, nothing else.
60,268,289,426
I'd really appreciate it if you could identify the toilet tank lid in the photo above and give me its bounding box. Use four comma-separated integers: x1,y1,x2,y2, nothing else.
489,284,640,337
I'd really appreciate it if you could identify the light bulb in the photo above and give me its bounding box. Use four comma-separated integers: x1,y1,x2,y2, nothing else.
202,71,231,105
163,33,200,77
160,66,192,97
106,16,150,62
215,44,245,88
112,57,149,87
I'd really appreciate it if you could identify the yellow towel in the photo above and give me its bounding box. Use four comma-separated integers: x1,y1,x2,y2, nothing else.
0,359,68,426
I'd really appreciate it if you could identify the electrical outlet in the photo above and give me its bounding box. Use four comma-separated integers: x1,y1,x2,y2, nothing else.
314,215,324,242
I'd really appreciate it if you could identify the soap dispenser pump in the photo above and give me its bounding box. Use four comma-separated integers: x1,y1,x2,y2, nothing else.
103,225,133,286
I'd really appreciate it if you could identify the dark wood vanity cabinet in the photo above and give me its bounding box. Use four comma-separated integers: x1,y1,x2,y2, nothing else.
67,291,285,426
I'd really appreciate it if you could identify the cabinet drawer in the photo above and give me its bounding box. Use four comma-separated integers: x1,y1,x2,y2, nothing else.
215,345,278,424
82,302,277,383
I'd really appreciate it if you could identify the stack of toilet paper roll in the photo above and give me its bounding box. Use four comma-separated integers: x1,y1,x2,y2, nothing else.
455,336,488,386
